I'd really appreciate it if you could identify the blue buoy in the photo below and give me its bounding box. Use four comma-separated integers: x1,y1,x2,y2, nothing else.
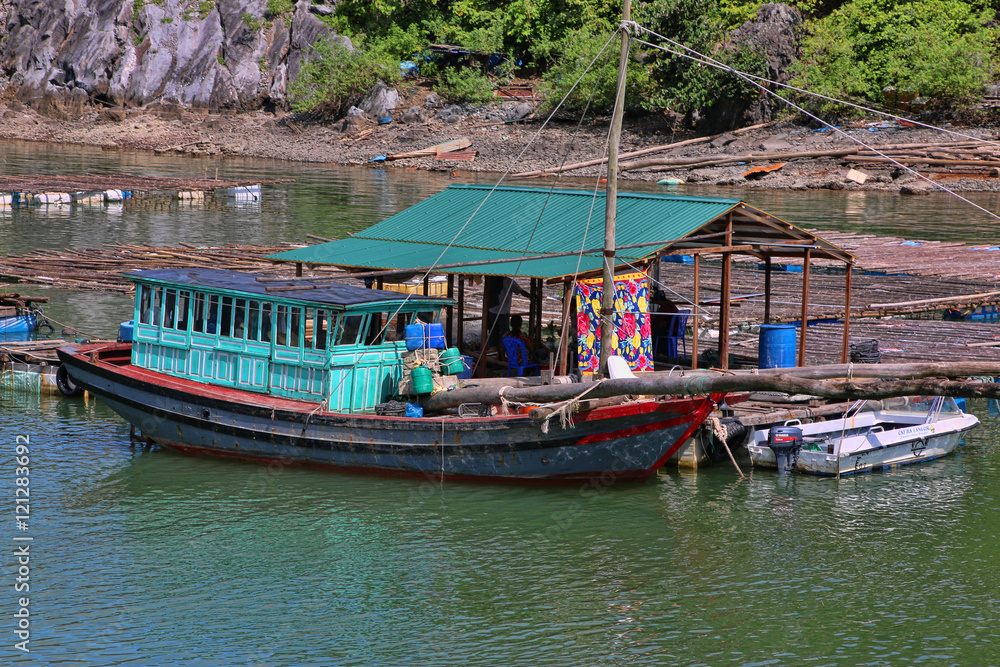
759,324,797,369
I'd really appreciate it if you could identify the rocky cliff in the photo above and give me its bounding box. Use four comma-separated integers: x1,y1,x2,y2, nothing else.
0,0,345,115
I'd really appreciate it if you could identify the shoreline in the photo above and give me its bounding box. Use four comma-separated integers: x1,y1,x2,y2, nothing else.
4,99,1000,193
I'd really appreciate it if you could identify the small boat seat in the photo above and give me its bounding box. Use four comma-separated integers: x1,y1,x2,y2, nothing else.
607,355,636,379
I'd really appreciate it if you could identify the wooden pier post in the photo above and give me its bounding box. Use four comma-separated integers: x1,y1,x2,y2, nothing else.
691,254,700,369
841,262,853,363
476,277,492,378
718,214,733,369
798,248,812,366
446,274,455,345
457,274,465,349
763,257,772,324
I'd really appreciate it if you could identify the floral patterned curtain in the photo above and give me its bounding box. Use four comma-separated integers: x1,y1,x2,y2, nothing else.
575,272,653,374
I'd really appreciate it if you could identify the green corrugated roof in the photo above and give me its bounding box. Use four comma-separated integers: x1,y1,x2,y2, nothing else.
269,184,849,280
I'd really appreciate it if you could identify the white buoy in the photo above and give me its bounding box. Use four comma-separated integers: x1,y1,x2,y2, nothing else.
105,189,133,202
34,192,72,205
227,184,261,201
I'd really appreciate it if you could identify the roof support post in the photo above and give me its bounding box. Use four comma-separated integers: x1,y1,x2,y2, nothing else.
841,262,853,363
798,248,812,367
423,275,430,296
476,277,491,378
296,262,302,277
457,274,465,352
718,213,733,370
557,279,575,375
763,256,772,324
447,273,455,346
598,2,631,379
691,253,700,370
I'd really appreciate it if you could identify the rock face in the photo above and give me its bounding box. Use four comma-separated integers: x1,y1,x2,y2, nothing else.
0,0,345,114
706,2,803,132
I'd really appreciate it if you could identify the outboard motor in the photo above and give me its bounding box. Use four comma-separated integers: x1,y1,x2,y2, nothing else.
767,426,803,476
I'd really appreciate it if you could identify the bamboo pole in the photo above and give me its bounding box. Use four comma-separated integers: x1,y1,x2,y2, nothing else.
598,3,631,379
691,254,700,370
798,248,811,367
841,263,852,363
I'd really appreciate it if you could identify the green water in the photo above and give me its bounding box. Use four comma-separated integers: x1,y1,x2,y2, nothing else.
2,141,1000,666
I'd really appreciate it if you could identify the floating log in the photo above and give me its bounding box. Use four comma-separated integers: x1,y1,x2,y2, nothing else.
510,121,777,178
422,362,1000,412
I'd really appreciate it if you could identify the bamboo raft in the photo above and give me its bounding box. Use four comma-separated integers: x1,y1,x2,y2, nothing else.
0,243,324,292
0,174,290,199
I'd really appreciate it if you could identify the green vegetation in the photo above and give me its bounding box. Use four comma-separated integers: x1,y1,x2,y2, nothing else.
242,12,265,32
198,1,215,19
265,0,295,18
288,37,402,114
435,67,496,104
288,0,1000,120
794,0,997,111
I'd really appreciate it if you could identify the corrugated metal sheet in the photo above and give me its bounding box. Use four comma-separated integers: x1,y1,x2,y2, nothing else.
332,185,736,251
270,184,852,279
276,237,643,279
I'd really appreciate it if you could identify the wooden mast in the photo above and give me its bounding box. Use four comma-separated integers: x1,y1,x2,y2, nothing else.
598,0,631,378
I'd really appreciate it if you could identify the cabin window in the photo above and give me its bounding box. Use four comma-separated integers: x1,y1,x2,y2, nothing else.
193,292,205,332
303,309,330,351
233,299,247,339
417,310,439,324
314,309,329,350
261,303,272,342
163,289,177,328
176,290,191,331
289,306,303,348
365,312,384,345
337,314,365,346
205,295,220,335
246,300,261,342
139,285,152,325
219,296,234,338
151,287,163,326
276,305,288,345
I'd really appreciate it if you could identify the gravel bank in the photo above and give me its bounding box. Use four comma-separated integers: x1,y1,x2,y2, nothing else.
3,98,1000,193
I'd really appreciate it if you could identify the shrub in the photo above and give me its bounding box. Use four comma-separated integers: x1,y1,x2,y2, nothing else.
793,0,997,111
434,67,495,104
539,27,652,115
288,37,402,115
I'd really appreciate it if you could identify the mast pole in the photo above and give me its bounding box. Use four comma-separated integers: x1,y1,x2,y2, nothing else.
599,0,632,378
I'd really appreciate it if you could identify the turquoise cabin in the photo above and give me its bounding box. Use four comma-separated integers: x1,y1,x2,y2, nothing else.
127,268,451,412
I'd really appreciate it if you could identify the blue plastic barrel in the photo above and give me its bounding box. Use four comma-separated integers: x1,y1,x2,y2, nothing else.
119,320,135,342
404,323,425,350
425,322,446,349
758,324,797,369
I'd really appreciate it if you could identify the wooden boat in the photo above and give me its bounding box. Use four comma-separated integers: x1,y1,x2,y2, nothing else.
57,269,722,482
747,396,979,476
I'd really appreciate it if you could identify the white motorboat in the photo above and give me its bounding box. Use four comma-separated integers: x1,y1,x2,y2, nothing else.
748,396,980,476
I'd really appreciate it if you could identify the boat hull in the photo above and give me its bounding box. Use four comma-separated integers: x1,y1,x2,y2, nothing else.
748,417,978,476
59,344,720,483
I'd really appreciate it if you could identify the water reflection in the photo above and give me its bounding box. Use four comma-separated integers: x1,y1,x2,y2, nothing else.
5,140,1000,664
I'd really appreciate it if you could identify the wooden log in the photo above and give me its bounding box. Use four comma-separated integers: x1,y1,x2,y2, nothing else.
422,370,1000,412
510,120,777,178
621,147,862,172
423,362,1000,411
848,156,1000,168
868,290,1000,309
